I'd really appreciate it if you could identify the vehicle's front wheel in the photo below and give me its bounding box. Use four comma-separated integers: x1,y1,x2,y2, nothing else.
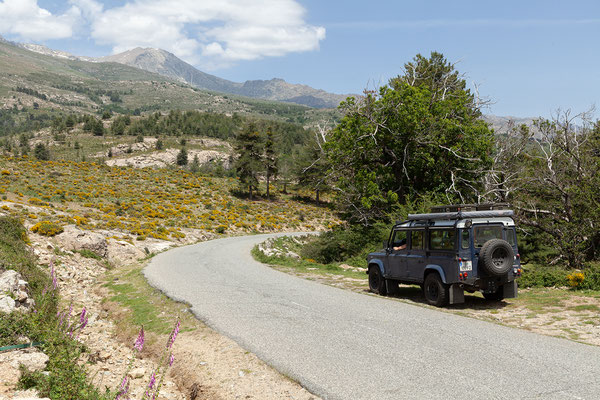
368,266,387,296
423,273,448,307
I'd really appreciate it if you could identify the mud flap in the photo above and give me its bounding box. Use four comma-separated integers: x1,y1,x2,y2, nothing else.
449,284,464,304
503,280,518,298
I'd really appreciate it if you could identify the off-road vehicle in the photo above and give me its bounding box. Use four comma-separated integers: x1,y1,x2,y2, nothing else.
366,204,521,306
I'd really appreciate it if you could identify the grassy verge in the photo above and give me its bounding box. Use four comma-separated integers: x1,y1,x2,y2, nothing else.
0,216,112,399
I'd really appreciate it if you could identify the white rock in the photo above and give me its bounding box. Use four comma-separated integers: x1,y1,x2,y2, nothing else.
129,367,146,379
54,225,107,258
0,270,20,293
106,240,145,267
9,351,49,372
0,295,16,313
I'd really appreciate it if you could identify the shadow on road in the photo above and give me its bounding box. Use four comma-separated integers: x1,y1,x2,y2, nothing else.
382,285,509,311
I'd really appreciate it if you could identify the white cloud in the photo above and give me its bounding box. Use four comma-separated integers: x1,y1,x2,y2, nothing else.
0,0,80,40
89,0,326,68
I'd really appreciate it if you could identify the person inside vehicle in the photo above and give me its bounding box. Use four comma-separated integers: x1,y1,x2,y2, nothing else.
393,238,407,251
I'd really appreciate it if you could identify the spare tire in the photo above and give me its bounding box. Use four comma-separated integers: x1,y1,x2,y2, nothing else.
479,239,514,276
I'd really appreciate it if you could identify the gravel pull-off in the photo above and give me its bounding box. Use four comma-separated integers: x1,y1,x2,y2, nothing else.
145,233,600,400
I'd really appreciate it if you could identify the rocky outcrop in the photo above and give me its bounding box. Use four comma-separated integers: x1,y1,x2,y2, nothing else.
106,240,145,267
53,226,108,258
105,149,230,169
0,348,49,399
0,270,33,313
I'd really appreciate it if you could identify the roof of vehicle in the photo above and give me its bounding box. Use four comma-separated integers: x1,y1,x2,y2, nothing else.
395,217,515,229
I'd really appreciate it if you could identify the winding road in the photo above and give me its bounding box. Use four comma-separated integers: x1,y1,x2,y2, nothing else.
144,233,600,400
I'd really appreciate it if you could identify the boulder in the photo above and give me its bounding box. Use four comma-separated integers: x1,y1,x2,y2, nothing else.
54,225,107,258
106,240,145,267
0,270,19,294
0,296,16,313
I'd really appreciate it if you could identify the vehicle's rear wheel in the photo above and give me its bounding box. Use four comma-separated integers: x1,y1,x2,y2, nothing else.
368,266,387,296
483,288,505,301
423,273,448,307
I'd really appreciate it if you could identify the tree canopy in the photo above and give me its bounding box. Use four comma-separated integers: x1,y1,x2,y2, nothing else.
325,52,493,224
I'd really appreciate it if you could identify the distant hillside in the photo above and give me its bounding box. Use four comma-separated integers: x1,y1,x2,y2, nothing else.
98,47,350,108
0,39,340,130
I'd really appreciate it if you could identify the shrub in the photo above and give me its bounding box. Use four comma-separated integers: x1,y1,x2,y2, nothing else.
31,221,64,237
566,272,585,288
518,264,569,288
300,223,389,264
576,263,600,290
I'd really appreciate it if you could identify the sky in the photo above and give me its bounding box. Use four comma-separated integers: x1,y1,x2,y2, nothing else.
0,0,599,118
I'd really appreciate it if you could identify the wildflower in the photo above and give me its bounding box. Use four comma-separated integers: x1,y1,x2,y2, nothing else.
148,372,156,389
134,326,145,352
169,354,175,367
115,377,129,400
80,307,87,324
50,261,57,290
167,319,180,349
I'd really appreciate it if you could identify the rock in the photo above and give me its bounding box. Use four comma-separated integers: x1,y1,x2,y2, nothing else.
105,149,230,169
0,296,16,313
139,239,175,254
129,367,146,379
54,225,107,258
16,291,28,302
106,240,145,267
0,270,20,294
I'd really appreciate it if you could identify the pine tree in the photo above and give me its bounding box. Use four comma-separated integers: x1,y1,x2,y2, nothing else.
234,122,262,199
264,128,278,199
176,147,188,166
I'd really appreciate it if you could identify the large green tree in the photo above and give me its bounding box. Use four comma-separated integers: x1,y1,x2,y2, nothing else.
234,122,262,198
264,127,278,199
325,52,493,224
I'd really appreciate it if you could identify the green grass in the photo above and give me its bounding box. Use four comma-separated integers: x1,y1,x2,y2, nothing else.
103,265,193,336
251,236,367,281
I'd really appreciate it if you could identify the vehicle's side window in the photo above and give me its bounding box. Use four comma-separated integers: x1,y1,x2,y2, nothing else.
391,230,407,251
461,229,470,249
429,229,456,250
411,230,424,250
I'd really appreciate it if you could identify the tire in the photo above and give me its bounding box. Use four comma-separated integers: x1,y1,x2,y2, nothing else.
483,288,505,301
479,239,514,276
423,273,448,307
368,266,388,296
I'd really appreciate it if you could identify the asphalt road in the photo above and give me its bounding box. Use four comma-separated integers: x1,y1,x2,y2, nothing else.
144,233,600,400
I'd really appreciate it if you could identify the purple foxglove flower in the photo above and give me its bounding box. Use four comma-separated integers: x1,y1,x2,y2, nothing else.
169,354,175,367
148,372,156,389
167,320,180,349
80,307,86,324
134,326,145,352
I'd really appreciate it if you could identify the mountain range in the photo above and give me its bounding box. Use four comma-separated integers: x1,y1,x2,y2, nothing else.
17,42,350,109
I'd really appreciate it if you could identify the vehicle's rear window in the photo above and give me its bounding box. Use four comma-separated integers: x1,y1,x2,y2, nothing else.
507,228,517,247
474,226,503,247
429,229,455,250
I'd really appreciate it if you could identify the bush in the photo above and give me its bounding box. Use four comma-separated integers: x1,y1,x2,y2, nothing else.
518,264,569,288
300,223,389,264
31,221,64,237
576,263,600,290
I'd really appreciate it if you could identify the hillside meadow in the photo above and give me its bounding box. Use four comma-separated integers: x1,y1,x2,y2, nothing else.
0,155,339,241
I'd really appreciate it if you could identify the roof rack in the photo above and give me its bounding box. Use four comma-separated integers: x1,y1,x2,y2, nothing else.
407,209,514,221
430,203,510,213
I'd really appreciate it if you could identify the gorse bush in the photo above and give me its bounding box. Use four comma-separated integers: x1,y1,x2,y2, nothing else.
31,221,64,236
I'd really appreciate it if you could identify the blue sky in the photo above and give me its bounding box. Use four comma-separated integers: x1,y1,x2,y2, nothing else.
1,0,599,118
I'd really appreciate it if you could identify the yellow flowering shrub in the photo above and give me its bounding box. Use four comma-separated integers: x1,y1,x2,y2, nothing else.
31,221,64,236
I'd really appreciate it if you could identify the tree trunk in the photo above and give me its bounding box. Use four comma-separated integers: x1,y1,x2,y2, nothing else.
316,189,320,204
266,174,270,200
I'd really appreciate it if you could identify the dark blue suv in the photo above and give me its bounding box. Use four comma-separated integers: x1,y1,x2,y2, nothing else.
366,204,521,306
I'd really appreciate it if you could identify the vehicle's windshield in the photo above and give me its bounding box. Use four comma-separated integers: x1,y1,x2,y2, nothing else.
473,225,503,247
